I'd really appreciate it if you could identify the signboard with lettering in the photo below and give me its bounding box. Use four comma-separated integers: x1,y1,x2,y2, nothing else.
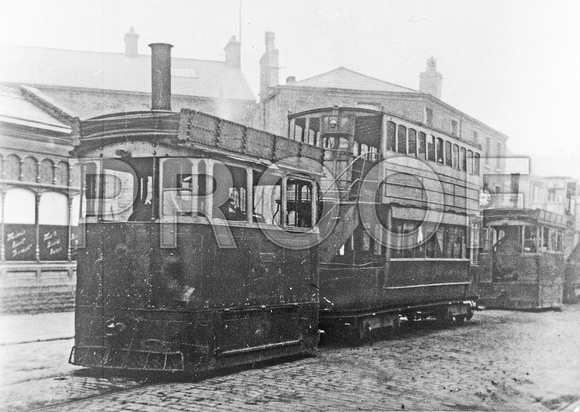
39,225,68,261
4,224,36,261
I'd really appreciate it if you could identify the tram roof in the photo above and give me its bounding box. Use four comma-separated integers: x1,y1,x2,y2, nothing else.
483,208,567,229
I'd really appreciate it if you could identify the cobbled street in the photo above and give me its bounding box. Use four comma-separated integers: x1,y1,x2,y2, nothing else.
1,306,579,411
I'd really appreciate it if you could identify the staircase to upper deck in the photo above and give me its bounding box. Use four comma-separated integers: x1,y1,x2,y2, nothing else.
318,152,381,263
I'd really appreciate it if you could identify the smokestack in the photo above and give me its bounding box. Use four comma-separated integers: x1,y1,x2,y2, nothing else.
149,43,173,111
124,27,139,56
419,57,442,100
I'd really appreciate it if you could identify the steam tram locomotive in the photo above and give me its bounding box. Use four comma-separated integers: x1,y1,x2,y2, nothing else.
288,107,482,338
68,108,324,373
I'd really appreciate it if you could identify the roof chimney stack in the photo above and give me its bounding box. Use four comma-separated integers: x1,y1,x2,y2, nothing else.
259,32,279,101
419,57,442,100
149,43,173,111
124,27,139,57
224,35,241,68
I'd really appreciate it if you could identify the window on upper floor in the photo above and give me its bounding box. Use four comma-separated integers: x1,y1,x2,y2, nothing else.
451,119,458,137
496,143,502,169
425,107,433,126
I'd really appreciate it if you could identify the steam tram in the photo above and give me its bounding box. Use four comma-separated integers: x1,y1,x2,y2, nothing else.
68,109,324,373
288,107,482,338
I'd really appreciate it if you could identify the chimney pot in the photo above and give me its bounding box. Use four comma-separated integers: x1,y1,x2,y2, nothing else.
149,43,173,111
124,27,139,57
419,56,442,100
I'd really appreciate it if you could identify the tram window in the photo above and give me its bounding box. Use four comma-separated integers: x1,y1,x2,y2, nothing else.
474,153,481,175
467,150,474,174
523,226,537,253
374,231,383,255
397,125,407,154
361,143,368,158
101,160,137,222
417,132,427,160
427,135,436,161
368,146,379,162
436,138,444,164
214,163,247,222
426,225,444,258
362,231,371,251
402,221,416,258
557,231,563,252
550,229,558,252
444,226,455,257
390,220,403,258
445,141,452,166
452,144,459,169
285,178,313,228
460,147,467,172
253,172,281,226
82,162,98,217
542,227,550,251
408,129,417,157
387,121,396,152
352,142,360,157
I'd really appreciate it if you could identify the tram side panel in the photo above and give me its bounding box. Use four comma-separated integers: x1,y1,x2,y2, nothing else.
73,221,319,374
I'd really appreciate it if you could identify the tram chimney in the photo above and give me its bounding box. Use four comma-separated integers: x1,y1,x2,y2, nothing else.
149,43,173,111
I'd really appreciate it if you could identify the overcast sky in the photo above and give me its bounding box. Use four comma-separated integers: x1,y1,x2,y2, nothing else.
2,0,579,178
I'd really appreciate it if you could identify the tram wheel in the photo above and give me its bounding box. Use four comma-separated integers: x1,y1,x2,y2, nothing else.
358,319,371,341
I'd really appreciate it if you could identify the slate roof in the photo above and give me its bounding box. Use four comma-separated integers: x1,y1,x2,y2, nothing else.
0,44,255,101
293,67,418,93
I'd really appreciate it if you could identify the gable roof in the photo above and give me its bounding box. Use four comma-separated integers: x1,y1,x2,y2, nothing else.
0,44,256,101
293,67,418,93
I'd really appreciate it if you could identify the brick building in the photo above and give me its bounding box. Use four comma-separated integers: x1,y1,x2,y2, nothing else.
251,32,509,184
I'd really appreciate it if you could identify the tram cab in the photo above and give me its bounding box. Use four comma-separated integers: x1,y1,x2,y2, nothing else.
69,109,323,373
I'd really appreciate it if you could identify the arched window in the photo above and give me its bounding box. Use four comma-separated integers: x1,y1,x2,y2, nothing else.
397,125,407,154
39,159,54,184
417,132,427,160
4,188,36,261
453,145,459,169
467,150,474,174
39,192,69,261
427,135,436,162
55,161,69,186
22,157,38,182
445,141,452,166
386,121,396,151
408,129,417,157
474,153,481,175
436,138,444,164
5,154,21,180
460,147,467,171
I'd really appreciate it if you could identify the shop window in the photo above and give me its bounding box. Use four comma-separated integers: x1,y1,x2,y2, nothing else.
39,159,54,184
387,121,396,152
39,192,68,261
397,125,407,154
22,157,37,182
3,188,36,261
417,132,426,160
445,141,452,166
408,129,417,157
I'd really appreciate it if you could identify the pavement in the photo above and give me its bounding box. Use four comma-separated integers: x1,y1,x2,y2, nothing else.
0,311,74,346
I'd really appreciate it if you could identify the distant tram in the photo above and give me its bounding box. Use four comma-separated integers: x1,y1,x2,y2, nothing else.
479,208,565,310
